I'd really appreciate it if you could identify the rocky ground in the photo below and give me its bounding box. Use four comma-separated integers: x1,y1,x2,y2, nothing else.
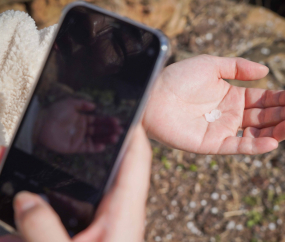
2,0,285,241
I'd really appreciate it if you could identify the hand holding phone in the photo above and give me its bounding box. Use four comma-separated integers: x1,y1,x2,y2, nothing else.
0,2,169,236
0,125,152,242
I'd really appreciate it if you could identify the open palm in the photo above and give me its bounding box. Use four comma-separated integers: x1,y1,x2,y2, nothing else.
143,55,284,155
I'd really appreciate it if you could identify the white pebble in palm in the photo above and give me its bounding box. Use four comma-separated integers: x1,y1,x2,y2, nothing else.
204,109,222,123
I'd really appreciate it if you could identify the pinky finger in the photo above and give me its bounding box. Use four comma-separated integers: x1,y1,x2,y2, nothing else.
218,136,278,155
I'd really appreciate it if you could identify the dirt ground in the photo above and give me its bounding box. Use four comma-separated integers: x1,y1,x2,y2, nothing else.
2,0,285,241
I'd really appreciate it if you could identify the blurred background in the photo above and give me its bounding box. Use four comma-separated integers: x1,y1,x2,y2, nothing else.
1,0,285,241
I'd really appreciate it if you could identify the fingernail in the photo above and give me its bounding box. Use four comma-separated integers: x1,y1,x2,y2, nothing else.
14,192,36,217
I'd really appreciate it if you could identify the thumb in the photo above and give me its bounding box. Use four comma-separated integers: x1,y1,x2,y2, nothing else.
13,191,70,242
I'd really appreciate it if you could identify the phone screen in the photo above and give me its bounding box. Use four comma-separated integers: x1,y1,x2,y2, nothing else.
0,5,161,235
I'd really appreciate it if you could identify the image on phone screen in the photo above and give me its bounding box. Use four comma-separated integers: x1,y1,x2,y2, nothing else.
0,5,163,236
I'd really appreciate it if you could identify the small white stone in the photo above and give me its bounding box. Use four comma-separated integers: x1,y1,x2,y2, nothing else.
277,219,283,225
166,234,172,240
261,47,271,56
208,18,215,25
205,109,221,123
206,33,213,41
211,207,218,214
166,214,175,220
244,156,251,163
155,236,162,242
221,194,227,201
211,192,219,200
251,188,259,195
189,201,196,208
195,37,203,45
205,112,215,122
236,224,244,231
210,237,216,242
150,197,157,203
201,200,207,206
211,109,222,119
253,160,262,168
276,186,282,194
171,200,177,206
187,221,194,229
268,222,276,231
274,205,280,211
226,221,236,230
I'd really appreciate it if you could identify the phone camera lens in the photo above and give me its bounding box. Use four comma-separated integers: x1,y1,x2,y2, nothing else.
1,182,14,196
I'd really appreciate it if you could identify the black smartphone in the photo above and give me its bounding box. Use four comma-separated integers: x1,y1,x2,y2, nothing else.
0,2,169,236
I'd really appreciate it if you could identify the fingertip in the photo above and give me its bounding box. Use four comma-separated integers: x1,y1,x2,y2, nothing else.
256,62,269,76
253,137,278,154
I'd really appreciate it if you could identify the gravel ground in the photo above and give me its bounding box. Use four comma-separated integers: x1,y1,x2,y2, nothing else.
2,0,285,241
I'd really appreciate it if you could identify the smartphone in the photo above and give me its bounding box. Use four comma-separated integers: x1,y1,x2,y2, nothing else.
0,2,169,236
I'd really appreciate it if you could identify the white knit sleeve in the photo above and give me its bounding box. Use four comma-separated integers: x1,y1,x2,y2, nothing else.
0,10,57,145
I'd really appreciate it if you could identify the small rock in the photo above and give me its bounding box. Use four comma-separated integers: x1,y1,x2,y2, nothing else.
274,205,280,211
205,33,213,41
195,37,203,45
155,236,162,242
221,194,227,201
277,219,283,225
251,188,259,196
210,237,216,242
253,160,262,168
226,221,236,230
166,234,172,240
167,214,175,220
171,200,177,206
189,201,196,208
201,200,207,206
211,207,218,214
236,224,244,231
276,186,282,194
268,222,276,231
244,157,251,164
208,18,215,25
211,192,219,200
261,47,271,56
187,221,194,229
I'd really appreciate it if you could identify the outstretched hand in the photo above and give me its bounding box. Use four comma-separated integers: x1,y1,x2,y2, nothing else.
143,55,283,155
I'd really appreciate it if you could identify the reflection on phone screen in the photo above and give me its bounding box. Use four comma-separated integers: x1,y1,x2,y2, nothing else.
0,5,160,235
